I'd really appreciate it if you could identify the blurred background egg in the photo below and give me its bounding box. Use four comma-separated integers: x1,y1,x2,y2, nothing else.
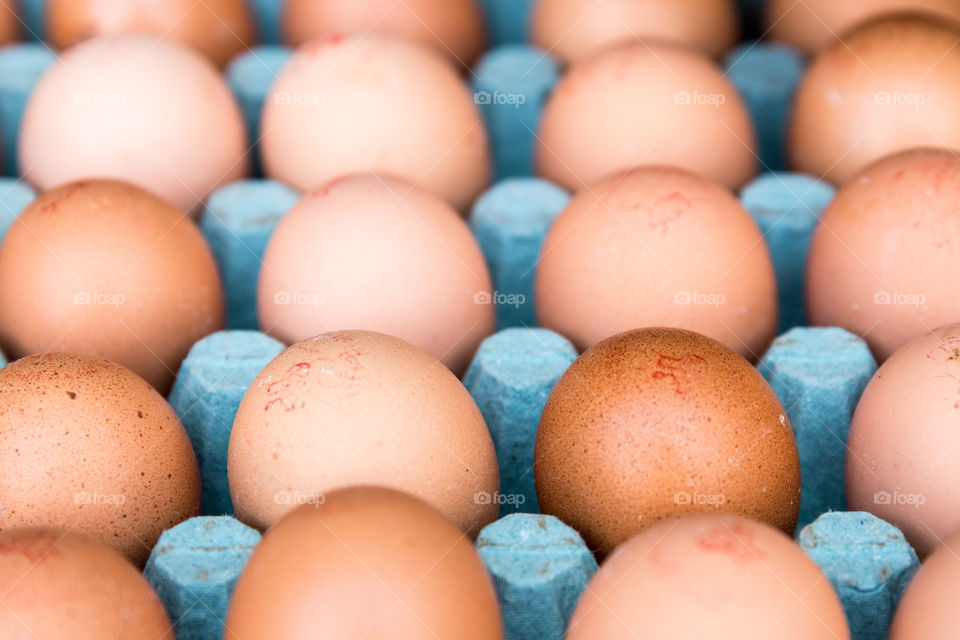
891,532,960,639
0,0,20,46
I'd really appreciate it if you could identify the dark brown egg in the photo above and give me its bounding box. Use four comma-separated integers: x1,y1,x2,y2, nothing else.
0,0,20,46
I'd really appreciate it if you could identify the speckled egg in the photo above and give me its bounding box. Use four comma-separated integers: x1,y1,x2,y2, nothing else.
0,352,201,566
534,328,800,557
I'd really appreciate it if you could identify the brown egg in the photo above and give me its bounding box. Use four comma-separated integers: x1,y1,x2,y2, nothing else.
261,33,490,213
534,328,800,557
0,527,172,637
258,174,494,376
0,180,223,394
0,0,20,46
567,514,849,639
846,323,960,557
0,353,201,566
531,0,739,63
282,0,486,66
537,42,757,192
790,14,960,186
536,167,778,360
46,0,257,67
806,149,960,362
228,330,499,535
891,532,960,638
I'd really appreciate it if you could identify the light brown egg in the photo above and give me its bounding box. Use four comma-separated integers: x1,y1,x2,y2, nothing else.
225,486,503,640
536,167,778,360
228,330,499,535
0,353,201,566
567,514,849,639
0,180,224,394
537,42,757,192
19,34,248,214
0,0,20,46
806,149,960,362
534,328,800,557
261,33,490,213
283,0,486,66
0,527,173,637
258,173,494,376
45,0,257,67
846,323,960,557
891,532,960,638
531,0,739,63
790,14,960,186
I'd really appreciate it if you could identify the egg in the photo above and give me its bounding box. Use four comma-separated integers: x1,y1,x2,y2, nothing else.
19,34,248,213
0,0,20,46
890,532,960,638
228,330,499,535
225,486,503,639
0,527,172,637
536,167,778,360
790,14,960,186
45,0,257,67
766,0,960,54
567,514,849,639
282,0,486,66
531,0,739,63
534,327,800,557
537,42,756,192
0,352,201,566
806,149,960,362
261,33,490,213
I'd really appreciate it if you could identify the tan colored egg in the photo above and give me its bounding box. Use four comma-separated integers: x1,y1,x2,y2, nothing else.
0,528,172,637
846,323,960,557
0,0,20,46
258,173,494,376
536,167,777,360
19,34,248,214
567,514,849,639
537,42,757,192
790,14,960,186
531,0,738,63
46,0,257,67
806,149,960,362
283,0,486,66
225,486,503,640
891,532,960,638
0,180,224,394
534,328,800,557
261,33,490,213
228,330,499,535
0,353,201,566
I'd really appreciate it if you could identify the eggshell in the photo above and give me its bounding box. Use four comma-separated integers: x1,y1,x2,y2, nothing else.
531,0,738,63
534,327,801,557
789,14,960,186
890,532,960,638
46,0,257,67
19,34,248,213
228,330,499,535
0,180,224,394
806,149,960,362
0,0,20,46
258,174,494,376
282,0,486,66
846,323,960,557
225,486,503,640
0,527,172,637
567,514,849,639
537,42,757,192
536,167,778,360
0,352,201,566
261,33,490,213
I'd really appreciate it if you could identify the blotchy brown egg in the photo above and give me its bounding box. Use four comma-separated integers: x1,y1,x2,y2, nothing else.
0,0,20,46
0,353,201,566
531,0,738,63
891,532,960,638
0,180,224,394
567,514,849,639
0,528,173,638
45,0,257,67
806,149,960,362
283,0,486,66
228,331,499,535
534,328,800,557
536,167,778,360
790,14,960,186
